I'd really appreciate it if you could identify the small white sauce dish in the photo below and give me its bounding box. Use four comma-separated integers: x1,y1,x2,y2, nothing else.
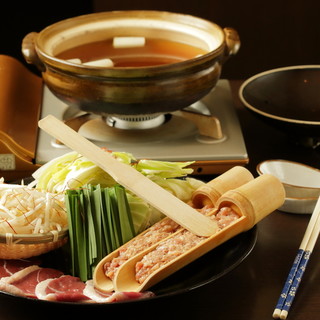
256,159,320,214
276,196,318,214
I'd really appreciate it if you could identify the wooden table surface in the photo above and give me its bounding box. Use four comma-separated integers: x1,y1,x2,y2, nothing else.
1,80,320,320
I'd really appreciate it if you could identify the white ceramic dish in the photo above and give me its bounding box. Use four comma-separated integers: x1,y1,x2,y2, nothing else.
257,159,320,214
256,159,320,198
278,196,317,214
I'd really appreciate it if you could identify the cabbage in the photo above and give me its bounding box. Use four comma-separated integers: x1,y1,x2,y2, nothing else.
32,150,203,233
32,151,131,193
126,193,151,234
32,150,196,193
134,159,194,178
126,177,204,232
149,176,205,202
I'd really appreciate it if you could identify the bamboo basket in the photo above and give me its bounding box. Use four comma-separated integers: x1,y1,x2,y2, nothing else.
0,229,68,259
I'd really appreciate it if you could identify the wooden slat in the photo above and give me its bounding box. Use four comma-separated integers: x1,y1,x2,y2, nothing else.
38,115,218,237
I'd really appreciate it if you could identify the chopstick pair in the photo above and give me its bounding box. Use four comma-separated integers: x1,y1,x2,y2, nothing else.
272,196,320,320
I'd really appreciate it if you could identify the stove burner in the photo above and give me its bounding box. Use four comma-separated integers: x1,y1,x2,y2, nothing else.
37,80,249,175
106,114,166,130
66,100,224,144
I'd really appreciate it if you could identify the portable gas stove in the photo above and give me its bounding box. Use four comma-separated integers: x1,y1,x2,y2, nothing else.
36,79,248,175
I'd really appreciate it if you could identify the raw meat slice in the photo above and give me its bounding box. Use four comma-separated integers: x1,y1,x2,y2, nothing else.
38,275,91,302
0,258,40,278
0,261,155,303
107,291,155,302
0,265,63,298
83,280,114,302
36,278,155,303
83,280,155,303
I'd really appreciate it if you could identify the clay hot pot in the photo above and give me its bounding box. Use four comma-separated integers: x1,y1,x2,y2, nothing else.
22,11,240,116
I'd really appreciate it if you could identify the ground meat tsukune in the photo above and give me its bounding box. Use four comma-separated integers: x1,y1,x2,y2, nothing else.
135,206,239,284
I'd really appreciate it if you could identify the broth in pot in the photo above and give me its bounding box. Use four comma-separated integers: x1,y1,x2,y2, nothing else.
57,37,208,68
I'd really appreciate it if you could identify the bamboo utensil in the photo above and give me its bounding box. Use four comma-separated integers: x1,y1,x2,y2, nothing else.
38,115,217,237
273,195,320,319
191,165,254,208
94,166,254,292
95,174,285,293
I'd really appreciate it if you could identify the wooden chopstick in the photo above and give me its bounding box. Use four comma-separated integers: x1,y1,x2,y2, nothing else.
273,196,320,319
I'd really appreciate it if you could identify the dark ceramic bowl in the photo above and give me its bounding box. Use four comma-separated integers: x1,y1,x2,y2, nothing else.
239,66,320,142
22,11,240,116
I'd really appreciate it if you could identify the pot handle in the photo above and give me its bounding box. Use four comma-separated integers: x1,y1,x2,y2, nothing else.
223,27,241,59
21,32,45,72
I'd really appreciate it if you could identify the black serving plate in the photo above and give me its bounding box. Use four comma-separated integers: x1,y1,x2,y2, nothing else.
0,226,257,304
239,66,320,145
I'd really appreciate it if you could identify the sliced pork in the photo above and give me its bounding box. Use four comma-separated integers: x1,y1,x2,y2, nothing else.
106,290,155,302
0,258,41,278
35,275,90,302
0,261,154,303
83,280,155,302
35,276,155,303
0,265,63,298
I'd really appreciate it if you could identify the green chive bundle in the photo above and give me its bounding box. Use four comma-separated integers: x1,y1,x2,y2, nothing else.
65,184,135,281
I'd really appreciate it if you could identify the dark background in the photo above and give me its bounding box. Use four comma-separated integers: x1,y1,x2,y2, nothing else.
1,0,320,79
0,3,320,319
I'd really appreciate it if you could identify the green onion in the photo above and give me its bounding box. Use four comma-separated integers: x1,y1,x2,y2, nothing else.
76,191,88,280
65,184,136,281
106,187,122,250
115,185,135,243
65,190,77,276
92,185,106,261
